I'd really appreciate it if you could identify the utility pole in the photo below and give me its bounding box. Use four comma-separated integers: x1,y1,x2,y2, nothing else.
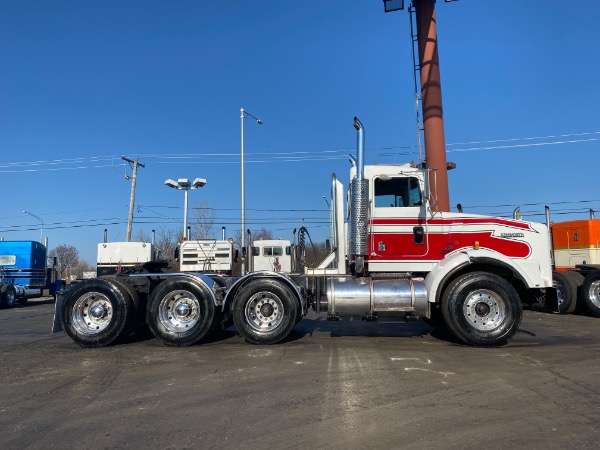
122,156,145,242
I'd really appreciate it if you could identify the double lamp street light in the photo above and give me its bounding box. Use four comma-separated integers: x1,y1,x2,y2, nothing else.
164,178,207,240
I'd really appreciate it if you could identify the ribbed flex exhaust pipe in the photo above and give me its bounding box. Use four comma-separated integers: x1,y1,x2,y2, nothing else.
350,117,369,274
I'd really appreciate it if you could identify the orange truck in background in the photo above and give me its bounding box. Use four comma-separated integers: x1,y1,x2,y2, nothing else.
550,216,600,317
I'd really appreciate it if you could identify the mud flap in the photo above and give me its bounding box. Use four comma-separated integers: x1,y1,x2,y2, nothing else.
545,288,559,313
52,291,64,333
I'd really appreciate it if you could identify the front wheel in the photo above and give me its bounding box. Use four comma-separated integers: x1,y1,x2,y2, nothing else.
232,279,299,345
441,272,522,347
581,271,600,317
0,284,17,308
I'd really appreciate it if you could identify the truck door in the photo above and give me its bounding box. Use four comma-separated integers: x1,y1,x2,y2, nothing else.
369,175,430,261
565,224,587,266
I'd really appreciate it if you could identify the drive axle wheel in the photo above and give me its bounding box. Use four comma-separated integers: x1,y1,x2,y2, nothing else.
61,279,136,348
552,270,582,314
581,271,600,317
233,279,298,345
101,276,146,334
441,272,522,347
245,292,284,332
146,277,219,346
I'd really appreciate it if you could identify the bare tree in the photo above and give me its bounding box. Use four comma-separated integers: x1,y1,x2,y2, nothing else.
191,200,216,239
235,227,274,249
154,226,179,262
304,241,329,268
70,260,95,278
134,228,152,243
49,245,80,278
251,228,274,241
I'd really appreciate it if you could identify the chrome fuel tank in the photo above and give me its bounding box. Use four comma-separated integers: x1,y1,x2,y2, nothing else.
325,276,427,317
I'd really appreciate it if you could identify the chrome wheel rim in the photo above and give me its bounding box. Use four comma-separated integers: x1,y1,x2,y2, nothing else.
463,289,507,331
244,291,284,334
5,288,15,306
587,279,600,308
553,279,566,308
158,290,201,333
72,291,113,335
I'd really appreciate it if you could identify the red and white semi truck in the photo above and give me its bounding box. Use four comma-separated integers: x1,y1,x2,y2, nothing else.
54,118,553,348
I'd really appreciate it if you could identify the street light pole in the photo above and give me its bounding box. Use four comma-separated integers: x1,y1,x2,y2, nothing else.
240,107,263,275
183,188,189,238
240,108,246,274
23,210,43,243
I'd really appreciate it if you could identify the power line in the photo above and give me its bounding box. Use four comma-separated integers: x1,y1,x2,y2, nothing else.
141,205,329,212
459,198,600,209
1,130,599,173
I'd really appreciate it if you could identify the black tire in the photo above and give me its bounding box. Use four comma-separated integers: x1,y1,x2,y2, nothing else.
566,270,584,312
232,278,299,345
553,270,581,314
0,284,17,308
61,278,136,348
145,276,219,346
100,275,145,330
110,277,147,333
581,271,600,317
441,272,523,347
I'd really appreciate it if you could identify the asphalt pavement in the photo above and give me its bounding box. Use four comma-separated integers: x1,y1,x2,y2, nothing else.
1,299,599,449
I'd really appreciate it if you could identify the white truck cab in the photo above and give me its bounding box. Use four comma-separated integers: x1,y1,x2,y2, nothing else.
250,240,292,273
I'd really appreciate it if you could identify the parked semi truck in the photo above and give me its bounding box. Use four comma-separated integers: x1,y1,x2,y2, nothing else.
54,118,553,348
0,240,64,308
98,237,235,276
549,213,600,317
180,238,292,274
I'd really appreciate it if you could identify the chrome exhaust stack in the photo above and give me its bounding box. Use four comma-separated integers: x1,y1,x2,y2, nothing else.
349,117,369,274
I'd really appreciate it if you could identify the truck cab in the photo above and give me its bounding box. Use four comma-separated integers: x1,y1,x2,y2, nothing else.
250,240,292,273
0,240,63,306
351,164,552,287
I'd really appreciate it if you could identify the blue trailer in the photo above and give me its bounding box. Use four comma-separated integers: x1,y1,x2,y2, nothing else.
0,241,65,308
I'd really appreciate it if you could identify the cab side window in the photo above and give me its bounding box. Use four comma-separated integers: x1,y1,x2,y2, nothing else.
374,177,422,207
263,246,283,256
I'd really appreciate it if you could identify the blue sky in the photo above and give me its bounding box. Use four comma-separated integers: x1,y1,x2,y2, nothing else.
1,0,599,264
